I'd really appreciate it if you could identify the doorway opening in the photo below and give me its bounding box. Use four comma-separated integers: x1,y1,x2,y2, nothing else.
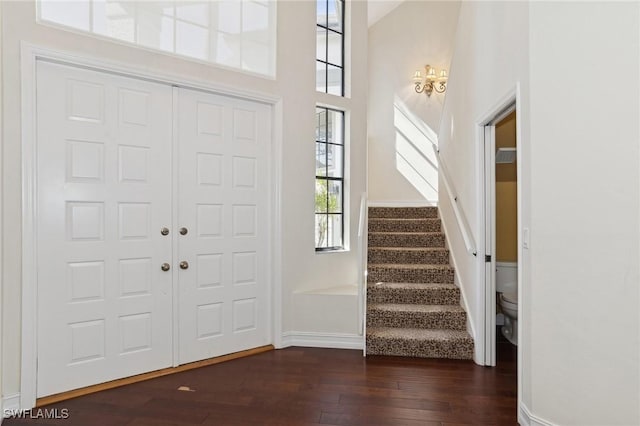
482,103,519,367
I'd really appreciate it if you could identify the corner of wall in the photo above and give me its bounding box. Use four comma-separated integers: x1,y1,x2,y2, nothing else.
519,402,556,426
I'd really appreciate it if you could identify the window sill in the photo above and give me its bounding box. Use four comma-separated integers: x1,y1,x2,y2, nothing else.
315,248,349,255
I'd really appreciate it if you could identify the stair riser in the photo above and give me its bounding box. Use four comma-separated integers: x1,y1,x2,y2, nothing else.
367,288,460,305
366,336,474,360
368,207,438,219
368,233,445,248
368,267,454,284
367,248,449,265
367,310,466,330
368,219,441,233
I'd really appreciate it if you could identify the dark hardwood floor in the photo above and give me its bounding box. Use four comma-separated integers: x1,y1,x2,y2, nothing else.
6,342,517,426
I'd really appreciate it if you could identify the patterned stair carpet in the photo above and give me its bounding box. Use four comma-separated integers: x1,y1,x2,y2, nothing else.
366,206,474,359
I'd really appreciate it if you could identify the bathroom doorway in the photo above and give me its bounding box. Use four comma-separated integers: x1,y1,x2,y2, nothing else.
481,101,519,367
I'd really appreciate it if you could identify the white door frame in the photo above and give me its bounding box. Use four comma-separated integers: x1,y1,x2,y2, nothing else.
476,83,523,413
19,43,283,409
481,103,515,367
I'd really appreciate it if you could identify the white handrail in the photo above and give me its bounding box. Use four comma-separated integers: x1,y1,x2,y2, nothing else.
438,155,477,257
356,192,368,342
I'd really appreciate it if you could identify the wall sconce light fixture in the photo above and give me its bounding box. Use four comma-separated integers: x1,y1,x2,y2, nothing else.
413,65,448,96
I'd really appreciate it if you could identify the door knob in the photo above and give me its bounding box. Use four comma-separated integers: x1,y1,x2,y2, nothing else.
161,263,171,271
179,227,188,235
160,227,170,236
179,261,189,270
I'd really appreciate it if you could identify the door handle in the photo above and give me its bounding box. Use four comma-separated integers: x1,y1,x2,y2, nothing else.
179,261,189,270
160,227,170,236
161,263,171,271
179,227,188,236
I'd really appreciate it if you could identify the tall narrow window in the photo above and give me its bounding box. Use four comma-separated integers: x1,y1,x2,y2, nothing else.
315,107,345,250
316,0,344,96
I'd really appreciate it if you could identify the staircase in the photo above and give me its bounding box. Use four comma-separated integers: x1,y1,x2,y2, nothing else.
365,206,474,359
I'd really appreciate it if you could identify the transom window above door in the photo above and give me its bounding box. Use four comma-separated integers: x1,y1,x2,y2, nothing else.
37,0,276,76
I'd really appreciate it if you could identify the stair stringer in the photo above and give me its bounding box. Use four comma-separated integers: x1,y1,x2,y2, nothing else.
438,206,478,362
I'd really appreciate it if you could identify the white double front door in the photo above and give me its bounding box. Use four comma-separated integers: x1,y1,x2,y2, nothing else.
35,61,271,397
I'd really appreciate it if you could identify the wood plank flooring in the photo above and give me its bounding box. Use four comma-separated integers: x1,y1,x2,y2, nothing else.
5,341,517,425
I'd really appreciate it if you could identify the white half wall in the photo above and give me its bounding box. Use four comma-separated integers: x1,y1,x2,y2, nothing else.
367,1,460,204
1,1,368,400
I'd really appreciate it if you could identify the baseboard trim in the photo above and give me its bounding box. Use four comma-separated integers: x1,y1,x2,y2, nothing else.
2,394,21,418
281,332,363,350
519,402,555,426
368,200,438,207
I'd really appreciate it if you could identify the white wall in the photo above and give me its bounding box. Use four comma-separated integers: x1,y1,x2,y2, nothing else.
0,0,3,421
437,0,531,369
528,3,639,424
439,1,639,425
1,0,368,401
367,1,459,204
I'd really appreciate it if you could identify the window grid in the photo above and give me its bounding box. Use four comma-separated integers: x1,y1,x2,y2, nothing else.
315,107,345,251
37,0,275,76
316,0,345,96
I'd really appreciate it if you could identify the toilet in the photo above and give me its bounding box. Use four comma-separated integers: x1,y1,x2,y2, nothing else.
496,262,518,346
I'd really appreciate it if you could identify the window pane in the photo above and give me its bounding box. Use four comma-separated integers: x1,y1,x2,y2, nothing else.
327,64,343,96
243,1,269,34
214,31,241,68
327,144,343,178
216,1,241,34
316,27,327,62
326,109,343,144
38,0,276,77
328,214,343,248
327,30,342,66
327,0,343,33
138,11,174,52
315,214,328,248
315,179,328,213
316,143,327,177
316,61,327,93
41,0,90,30
176,1,209,26
316,0,328,27
316,108,327,142
328,180,342,213
176,20,209,60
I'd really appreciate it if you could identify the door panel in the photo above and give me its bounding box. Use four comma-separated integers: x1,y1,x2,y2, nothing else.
36,61,173,397
34,62,272,397
177,88,271,363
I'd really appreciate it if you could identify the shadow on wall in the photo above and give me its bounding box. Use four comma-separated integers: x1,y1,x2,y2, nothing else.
394,97,439,201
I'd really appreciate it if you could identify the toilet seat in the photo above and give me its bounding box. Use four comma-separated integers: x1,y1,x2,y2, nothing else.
501,292,518,304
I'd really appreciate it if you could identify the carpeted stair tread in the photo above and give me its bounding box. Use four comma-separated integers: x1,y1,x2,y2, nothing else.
367,282,458,290
367,247,450,264
367,303,467,330
367,282,460,304
368,263,453,271
368,303,465,313
366,327,474,359
368,206,438,219
368,263,454,284
368,218,441,233
368,232,446,248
